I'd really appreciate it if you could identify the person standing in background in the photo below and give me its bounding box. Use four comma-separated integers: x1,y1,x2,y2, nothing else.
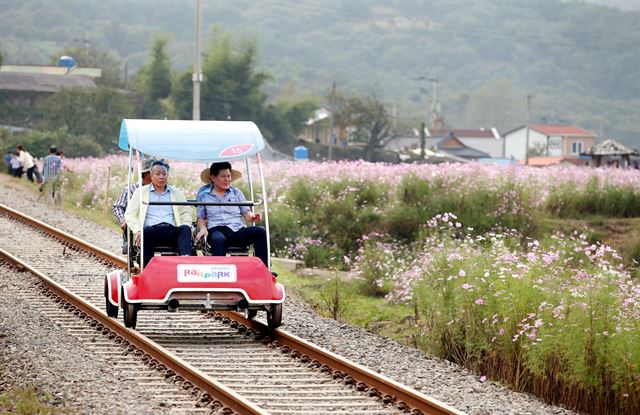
112,158,155,254
9,152,22,177
41,146,62,206
3,151,12,174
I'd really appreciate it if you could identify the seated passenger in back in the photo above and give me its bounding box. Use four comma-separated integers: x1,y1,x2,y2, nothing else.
124,160,193,268
194,162,268,268
112,158,154,254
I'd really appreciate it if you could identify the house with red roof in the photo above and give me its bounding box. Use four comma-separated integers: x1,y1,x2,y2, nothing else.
503,124,596,162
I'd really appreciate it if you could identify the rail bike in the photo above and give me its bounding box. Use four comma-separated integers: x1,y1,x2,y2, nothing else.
104,119,284,330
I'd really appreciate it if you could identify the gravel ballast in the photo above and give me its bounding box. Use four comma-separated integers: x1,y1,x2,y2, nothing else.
0,177,577,414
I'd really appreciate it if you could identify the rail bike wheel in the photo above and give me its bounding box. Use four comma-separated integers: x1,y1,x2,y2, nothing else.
121,287,138,329
104,278,118,318
246,309,258,320
267,303,282,330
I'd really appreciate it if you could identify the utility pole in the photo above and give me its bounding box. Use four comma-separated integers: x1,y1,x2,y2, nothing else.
192,0,202,121
525,94,532,165
420,122,426,160
328,81,336,161
428,68,440,129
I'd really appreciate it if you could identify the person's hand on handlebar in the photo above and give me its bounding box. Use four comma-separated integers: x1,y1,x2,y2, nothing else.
244,211,261,222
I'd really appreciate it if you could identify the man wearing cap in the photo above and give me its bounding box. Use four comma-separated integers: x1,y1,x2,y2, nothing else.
112,158,154,254
124,160,193,268
194,161,268,268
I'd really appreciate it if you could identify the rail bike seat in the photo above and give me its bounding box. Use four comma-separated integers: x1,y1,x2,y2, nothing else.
197,238,249,257
153,245,180,256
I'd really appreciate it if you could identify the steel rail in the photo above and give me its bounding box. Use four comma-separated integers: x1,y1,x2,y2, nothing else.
0,248,266,415
1,203,464,415
0,203,125,265
219,312,463,415
0,211,267,415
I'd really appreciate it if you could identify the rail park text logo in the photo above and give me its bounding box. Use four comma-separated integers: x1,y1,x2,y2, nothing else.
177,264,237,283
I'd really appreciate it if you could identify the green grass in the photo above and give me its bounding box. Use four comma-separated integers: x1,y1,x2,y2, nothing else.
272,262,415,339
1,173,120,231
0,386,64,414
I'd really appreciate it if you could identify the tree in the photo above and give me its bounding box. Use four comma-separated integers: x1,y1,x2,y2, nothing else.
135,37,172,118
171,31,314,151
42,86,134,152
200,33,271,121
279,99,317,138
3,128,103,158
263,99,316,150
335,95,391,162
171,71,193,120
171,33,271,121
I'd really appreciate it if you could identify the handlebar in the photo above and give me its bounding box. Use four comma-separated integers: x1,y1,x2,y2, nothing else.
144,200,262,207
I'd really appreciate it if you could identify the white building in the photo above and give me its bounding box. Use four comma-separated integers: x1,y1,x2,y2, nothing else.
427,128,503,157
504,124,596,161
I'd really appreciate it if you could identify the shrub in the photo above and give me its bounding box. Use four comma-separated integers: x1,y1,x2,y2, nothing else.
304,243,343,269
269,205,304,254
3,128,103,158
352,214,640,414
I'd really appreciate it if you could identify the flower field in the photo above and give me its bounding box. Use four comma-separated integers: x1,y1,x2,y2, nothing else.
61,156,639,413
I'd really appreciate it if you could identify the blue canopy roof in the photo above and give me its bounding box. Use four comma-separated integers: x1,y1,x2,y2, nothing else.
118,119,265,162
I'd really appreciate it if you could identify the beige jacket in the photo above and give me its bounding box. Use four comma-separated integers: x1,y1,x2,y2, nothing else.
18,150,35,169
124,184,193,235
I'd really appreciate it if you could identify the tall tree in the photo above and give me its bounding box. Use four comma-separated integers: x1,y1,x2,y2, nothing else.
335,95,390,162
171,33,271,122
171,32,315,150
171,71,193,120
200,33,271,121
135,36,173,118
42,87,134,152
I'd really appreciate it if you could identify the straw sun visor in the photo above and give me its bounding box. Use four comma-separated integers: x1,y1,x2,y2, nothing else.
200,167,242,184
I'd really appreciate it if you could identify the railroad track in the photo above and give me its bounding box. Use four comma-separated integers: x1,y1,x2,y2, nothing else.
0,203,463,415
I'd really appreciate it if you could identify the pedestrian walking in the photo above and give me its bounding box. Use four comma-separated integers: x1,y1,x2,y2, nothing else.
41,146,63,206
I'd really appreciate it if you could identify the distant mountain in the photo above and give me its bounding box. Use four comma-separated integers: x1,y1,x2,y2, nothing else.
0,0,637,147
581,0,640,11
